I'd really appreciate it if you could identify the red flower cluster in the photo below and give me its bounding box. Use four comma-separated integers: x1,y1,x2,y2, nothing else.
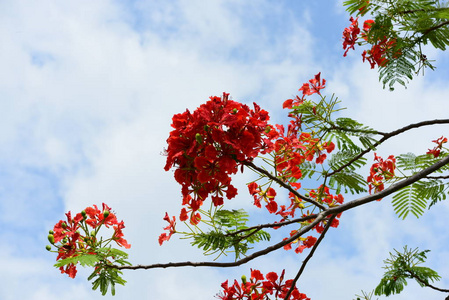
343,17,401,68
427,136,448,158
342,17,361,57
164,92,277,222
280,74,334,175
217,269,310,300
283,233,318,254
248,182,280,214
281,187,343,253
283,73,326,110
367,153,396,195
361,20,400,68
49,203,130,278
309,185,344,207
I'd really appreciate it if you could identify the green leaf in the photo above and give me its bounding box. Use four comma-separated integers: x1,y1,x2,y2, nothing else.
191,209,271,260
375,246,441,297
54,254,101,268
328,170,367,194
392,183,427,219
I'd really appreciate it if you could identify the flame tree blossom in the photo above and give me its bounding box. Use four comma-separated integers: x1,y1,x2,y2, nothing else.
216,269,310,300
164,92,278,222
367,153,396,195
47,203,130,278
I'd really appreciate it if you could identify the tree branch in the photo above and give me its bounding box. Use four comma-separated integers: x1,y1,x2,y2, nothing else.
112,155,449,271
113,211,327,270
224,214,318,237
406,269,449,293
425,175,449,179
421,20,449,37
327,119,449,177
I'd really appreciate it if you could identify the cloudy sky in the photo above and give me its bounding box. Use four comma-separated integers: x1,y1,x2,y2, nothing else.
1,0,449,299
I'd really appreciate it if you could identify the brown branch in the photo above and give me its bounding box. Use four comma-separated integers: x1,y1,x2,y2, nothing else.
421,20,449,37
406,269,449,293
425,175,449,179
112,155,449,271
113,211,327,270
329,125,386,136
224,214,318,237
284,214,336,300
327,119,449,177
243,161,327,211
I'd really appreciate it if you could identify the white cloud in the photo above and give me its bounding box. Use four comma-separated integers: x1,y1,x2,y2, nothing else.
1,0,448,299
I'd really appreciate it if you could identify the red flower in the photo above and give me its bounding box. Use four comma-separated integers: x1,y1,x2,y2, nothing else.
164,92,278,218
158,212,176,246
113,221,131,249
217,269,309,300
342,17,360,57
50,203,130,278
427,136,447,158
367,153,396,195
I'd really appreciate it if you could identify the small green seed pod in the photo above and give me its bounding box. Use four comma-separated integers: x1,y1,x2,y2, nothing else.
81,210,87,219
241,275,247,284
49,230,54,235
103,210,110,218
45,245,52,251
195,133,203,145
48,234,55,244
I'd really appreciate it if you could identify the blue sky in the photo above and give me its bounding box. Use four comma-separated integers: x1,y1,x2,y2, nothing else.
1,0,449,299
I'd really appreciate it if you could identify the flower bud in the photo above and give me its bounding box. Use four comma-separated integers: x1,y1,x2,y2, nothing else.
241,275,247,284
103,210,110,219
46,245,52,251
48,234,55,244
265,126,271,133
195,133,203,145
81,210,87,219
49,230,54,234
61,222,67,229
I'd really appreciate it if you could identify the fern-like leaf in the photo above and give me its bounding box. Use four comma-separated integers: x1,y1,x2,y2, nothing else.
392,183,427,219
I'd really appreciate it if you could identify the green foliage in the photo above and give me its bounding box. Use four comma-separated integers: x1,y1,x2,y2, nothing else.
54,247,130,296
327,149,368,194
392,182,427,218
379,48,416,91
54,253,101,268
344,0,449,89
287,98,378,196
330,117,379,151
392,152,449,218
374,246,441,296
88,248,131,296
299,161,317,179
191,209,270,260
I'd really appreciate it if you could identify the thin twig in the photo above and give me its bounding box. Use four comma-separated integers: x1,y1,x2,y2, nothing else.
243,161,327,210
284,215,336,300
406,269,449,293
